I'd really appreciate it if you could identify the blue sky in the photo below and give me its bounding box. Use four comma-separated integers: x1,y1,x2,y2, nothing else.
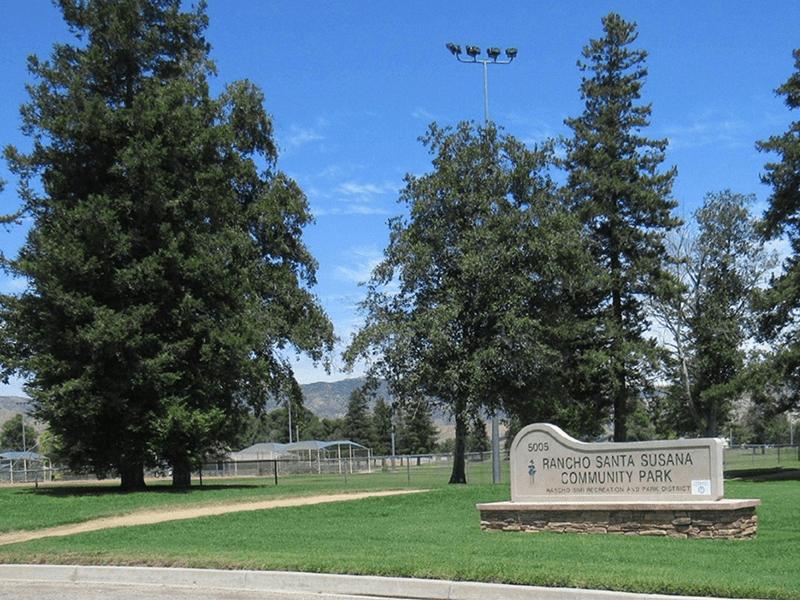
1,1,799,396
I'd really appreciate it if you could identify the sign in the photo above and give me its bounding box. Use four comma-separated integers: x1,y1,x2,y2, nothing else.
511,424,725,502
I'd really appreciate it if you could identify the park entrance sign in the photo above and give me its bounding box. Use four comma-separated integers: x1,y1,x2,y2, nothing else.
477,423,761,539
510,423,724,502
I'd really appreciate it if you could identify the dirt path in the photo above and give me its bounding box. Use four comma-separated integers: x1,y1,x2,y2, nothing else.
0,489,427,547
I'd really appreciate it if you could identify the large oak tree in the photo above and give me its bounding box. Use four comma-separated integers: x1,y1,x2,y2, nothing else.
345,122,600,483
0,0,333,488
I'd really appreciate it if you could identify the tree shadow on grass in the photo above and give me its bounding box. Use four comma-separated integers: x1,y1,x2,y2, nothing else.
21,482,268,498
725,467,800,482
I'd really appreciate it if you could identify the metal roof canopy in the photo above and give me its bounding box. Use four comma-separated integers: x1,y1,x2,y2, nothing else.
0,451,47,461
230,440,369,461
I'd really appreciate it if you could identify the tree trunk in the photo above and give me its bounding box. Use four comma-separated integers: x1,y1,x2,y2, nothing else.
120,463,146,490
613,377,628,442
172,461,192,487
449,408,468,484
611,231,628,443
706,406,717,438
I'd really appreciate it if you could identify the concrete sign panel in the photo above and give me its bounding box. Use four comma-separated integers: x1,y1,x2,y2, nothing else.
511,424,725,502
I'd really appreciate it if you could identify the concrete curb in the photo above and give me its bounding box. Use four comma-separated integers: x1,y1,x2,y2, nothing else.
0,564,760,600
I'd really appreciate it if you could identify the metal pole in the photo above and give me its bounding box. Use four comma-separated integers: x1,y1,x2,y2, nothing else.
492,414,501,484
287,398,292,443
390,405,397,473
482,59,490,124
483,59,501,486
447,43,516,485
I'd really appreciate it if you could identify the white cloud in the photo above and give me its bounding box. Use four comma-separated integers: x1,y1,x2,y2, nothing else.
285,339,368,384
283,125,324,148
664,119,751,151
660,101,784,152
412,107,436,121
0,274,29,294
503,111,560,144
316,164,361,180
337,181,396,196
335,246,384,284
320,180,397,215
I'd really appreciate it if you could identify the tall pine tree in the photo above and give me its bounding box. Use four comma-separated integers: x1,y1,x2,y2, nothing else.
396,399,438,457
371,397,394,456
563,13,679,441
0,0,333,488
343,387,376,448
757,47,800,413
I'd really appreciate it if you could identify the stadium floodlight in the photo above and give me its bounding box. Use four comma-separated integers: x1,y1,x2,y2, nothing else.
445,42,518,123
446,42,462,56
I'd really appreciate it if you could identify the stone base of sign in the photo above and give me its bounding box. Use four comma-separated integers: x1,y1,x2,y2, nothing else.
477,499,760,539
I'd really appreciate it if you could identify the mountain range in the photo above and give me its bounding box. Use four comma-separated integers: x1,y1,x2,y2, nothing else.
0,395,35,432
1,379,464,449
1,378,387,426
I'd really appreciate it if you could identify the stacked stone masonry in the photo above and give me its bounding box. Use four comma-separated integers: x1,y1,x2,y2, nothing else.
478,504,759,539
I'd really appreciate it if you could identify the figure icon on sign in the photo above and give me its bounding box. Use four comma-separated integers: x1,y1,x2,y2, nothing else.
528,459,536,484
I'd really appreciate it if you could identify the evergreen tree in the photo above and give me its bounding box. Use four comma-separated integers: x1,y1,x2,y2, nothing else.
231,413,271,450
563,13,679,441
37,426,68,465
467,417,490,452
303,416,345,442
743,403,792,445
757,47,800,412
343,387,376,448
372,397,393,456
0,0,333,488
265,404,317,444
0,415,37,452
396,399,438,456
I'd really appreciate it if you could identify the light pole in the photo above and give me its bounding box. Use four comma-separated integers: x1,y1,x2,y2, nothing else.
446,42,517,485
446,43,517,125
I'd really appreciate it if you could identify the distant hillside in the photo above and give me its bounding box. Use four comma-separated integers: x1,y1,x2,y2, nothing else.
300,378,390,420
1,381,385,425
300,379,453,440
0,381,385,425
0,396,34,429
1,379,454,438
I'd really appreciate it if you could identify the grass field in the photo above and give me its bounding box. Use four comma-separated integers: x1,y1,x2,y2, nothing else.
724,446,800,472
0,463,798,599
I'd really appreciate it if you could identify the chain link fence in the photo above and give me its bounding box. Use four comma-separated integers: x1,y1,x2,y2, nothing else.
201,451,499,485
724,445,800,472
4,446,798,486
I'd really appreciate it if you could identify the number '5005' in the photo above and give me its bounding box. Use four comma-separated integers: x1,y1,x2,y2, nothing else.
527,442,549,452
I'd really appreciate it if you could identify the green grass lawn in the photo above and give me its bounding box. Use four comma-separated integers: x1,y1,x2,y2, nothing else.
0,467,798,599
0,474,416,534
724,446,800,473
0,460,488,534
